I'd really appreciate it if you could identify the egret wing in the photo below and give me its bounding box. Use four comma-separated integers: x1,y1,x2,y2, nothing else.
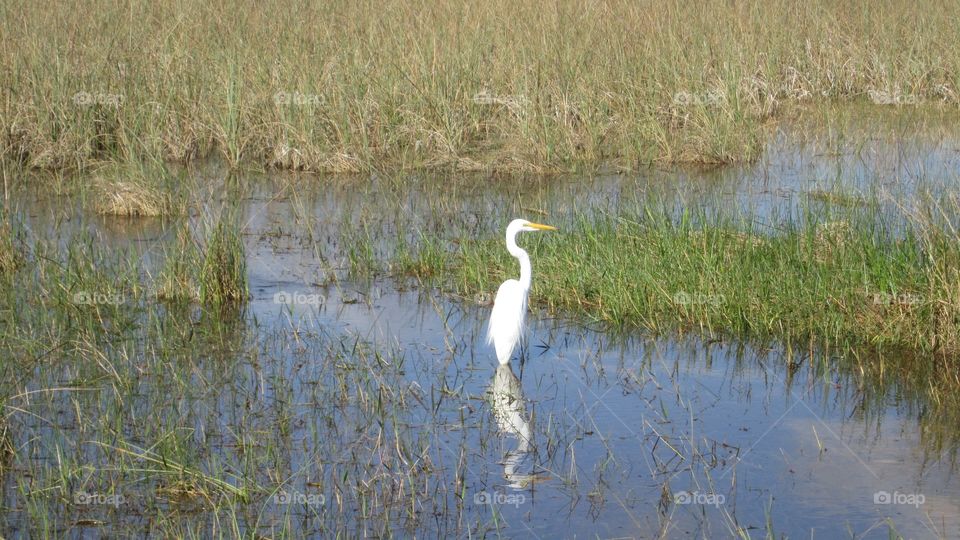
487,279,528,364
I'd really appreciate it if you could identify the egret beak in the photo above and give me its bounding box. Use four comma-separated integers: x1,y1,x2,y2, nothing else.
528,222,558,231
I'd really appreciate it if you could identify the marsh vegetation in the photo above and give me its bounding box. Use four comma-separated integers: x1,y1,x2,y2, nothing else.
3,116,960,536
2,1,960,537
3,0,960,173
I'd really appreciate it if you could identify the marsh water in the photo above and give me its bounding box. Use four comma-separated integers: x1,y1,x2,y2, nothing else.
3,108,960,538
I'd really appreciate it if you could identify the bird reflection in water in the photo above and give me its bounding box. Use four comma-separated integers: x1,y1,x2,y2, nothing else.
489,364,548,488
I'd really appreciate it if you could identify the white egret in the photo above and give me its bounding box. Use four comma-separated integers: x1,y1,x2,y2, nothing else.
486,219,557,365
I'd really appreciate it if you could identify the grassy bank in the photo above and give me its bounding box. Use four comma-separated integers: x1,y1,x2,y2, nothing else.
383,200,960,408
2,0,959,172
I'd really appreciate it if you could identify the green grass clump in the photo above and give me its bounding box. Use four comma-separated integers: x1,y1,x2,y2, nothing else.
154,217,248,305
0,218,24,275
155,223,203,302
3,0,960,172
382,202,960,409
455,210,954,351
199,218,248,305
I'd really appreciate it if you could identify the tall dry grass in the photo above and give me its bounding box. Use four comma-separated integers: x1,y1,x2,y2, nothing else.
1,0,958,172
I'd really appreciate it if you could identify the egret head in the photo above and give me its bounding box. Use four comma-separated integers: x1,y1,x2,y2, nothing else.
508,219,558,235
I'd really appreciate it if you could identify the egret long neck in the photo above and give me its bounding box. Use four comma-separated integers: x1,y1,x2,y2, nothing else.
506,232,532,290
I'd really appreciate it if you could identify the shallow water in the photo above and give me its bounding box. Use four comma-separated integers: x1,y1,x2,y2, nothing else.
246,281,959,538
3,109,960,538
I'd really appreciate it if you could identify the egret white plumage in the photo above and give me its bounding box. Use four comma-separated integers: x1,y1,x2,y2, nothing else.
486,219,557,365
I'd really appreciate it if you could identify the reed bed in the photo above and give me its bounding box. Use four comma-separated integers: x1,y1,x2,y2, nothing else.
2,0,959,173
